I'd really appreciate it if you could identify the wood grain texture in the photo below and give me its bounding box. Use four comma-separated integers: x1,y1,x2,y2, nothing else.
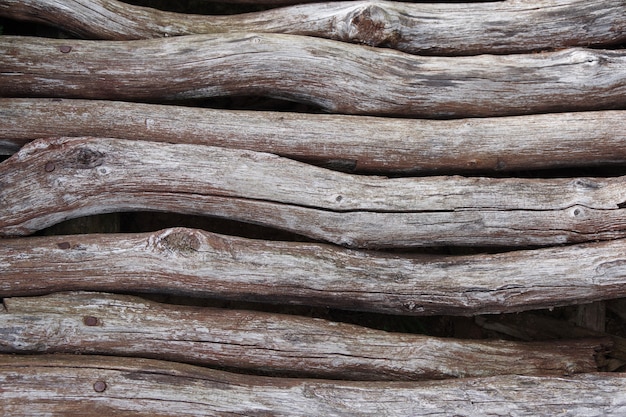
3,137,626,247
4,227,626,315
1,292,605,380
0,0,624,54
2,99,626,174
1,354,625,416
1,35,625,118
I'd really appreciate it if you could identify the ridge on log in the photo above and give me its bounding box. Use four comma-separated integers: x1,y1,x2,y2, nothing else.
0,0,624,55
1,35,625,117
2,99,626,174
3,137,626,247
1,355,626,416
0,292,606,380
3,228,626,315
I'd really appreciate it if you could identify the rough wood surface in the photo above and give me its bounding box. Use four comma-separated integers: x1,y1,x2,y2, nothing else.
4,227,626,315
3,137,626,247
1,354,625,416
1,292,605,380
1,0,624,55
2,35,625,118
2,99,626,174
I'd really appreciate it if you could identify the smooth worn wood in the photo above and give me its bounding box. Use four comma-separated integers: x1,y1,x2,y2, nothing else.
2,99,626,174
2,35,625,118
1,0,624,55
1,355,626,416
3,137,626,248
1,292,605,380
4,227,626,315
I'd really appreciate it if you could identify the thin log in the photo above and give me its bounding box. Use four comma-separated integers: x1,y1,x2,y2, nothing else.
1,292,605,380
0,0,624,55
2,99,626,175
1,354,625,416
4,227,626,315
3,137,626,247
1,35,625,118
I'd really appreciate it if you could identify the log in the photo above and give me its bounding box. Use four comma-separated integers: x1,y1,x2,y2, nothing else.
3,137,626,247
1,292,606,380
1,354,625,416
2,99,626,174
1,0,624,55
4,227,626,315
2,35,625,118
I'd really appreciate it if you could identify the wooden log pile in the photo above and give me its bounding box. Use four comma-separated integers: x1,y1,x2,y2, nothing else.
1,0,625,415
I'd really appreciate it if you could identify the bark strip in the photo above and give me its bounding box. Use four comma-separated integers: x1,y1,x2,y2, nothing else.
3,228,626,315
0,0,624,55
1,354,625,416
2,99,626,174
1,35,625,117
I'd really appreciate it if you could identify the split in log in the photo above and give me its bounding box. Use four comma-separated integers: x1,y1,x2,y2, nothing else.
4,227,626,315
0,0,624,55
3,137,626,247
1,354,625,416
2,99,626,174
1,35,625,118
0,292,607,380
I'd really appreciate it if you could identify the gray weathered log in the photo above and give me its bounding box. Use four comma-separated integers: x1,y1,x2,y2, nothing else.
0,0,624,55
1,354,625,416
1,35,625,118
2,99,626,174
1,292,606,380
3,137,626,248
4,227,626,315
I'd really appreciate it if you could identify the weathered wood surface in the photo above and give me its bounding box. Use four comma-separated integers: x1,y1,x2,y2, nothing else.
1,354,625,416
2,35,625,118
4,227,626,315
2,99,626,175
1,0,624,55
3,137,626,247
1,292,605,380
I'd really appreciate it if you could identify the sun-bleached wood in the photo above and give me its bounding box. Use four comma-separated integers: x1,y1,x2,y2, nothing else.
1,292,605,379
2,99,626,174
4,227,626,315
1,355,625,416
3,137,626,247
1,35,625,118
0,0,624,55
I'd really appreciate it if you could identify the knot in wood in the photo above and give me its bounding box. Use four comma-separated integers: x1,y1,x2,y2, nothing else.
337,3,399,48
158,228,202,255
66,146,105,169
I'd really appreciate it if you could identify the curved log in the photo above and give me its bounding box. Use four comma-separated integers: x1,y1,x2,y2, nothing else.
2,99,626,174
1,292,606,379
1,355,625,416
3,137,626,247
3,228,626,315
1,35,625,118
0,0,624,55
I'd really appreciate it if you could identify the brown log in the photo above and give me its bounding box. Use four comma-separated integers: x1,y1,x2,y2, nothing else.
4,227,626,315
1,35,625,118
1,292,605,380
2,99,626,174
0,0,624,55
1,354,625,416
3,137,626,247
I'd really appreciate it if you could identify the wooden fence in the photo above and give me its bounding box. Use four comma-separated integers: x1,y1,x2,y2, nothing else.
1,0,626,415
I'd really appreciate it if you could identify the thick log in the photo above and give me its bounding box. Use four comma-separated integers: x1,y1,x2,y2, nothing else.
1,292,605,380
0,0,624,55
1,354,625,416
3,137,626,247
2,99,626,175
4,227,626,315
1,35,625,118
